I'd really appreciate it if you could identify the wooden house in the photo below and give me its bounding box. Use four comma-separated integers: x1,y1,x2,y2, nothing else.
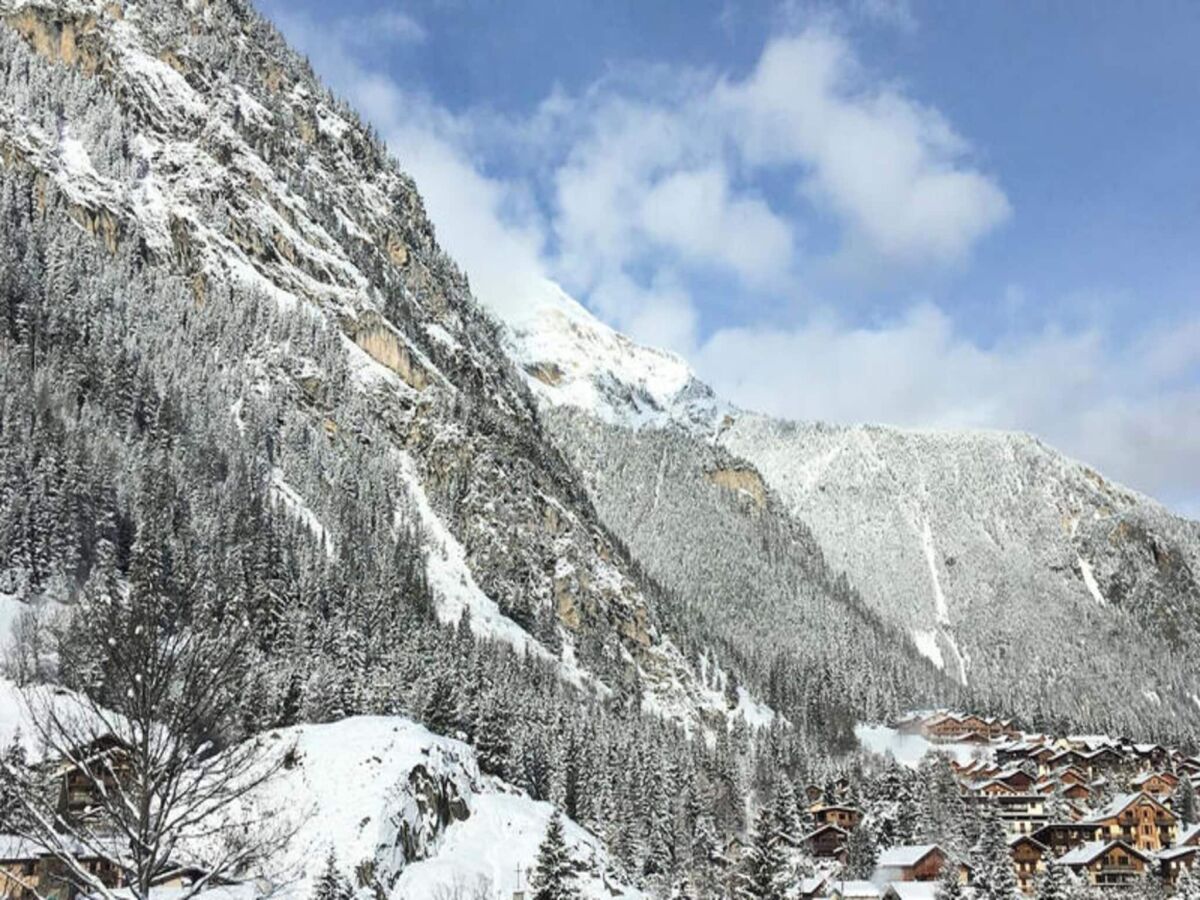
1058,840,1150,888
1132,744,1172,772
804,824,849,862
1131,771,1178,799
996,769,1037,793
1084,791,1178,852
0,837,125,900
1030,822,1105,857
1007,835,1048,894
1157,846,1199,887
873,845,968,884
992,793,1048,836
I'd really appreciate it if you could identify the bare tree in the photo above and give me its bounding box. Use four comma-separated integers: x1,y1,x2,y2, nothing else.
3,566,292,900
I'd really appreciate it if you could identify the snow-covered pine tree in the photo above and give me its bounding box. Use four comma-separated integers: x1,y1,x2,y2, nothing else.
312,849,353,900
1035,856,1070,900
844,820,879,881
1176,866,1200,900
973,811,1020,900
740,806,787,900
934,855,965,900
1173,774,1198,825
531,810,578,900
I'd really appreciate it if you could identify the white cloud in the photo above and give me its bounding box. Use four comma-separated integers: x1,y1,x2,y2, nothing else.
716,29,1010,266
692,305,1200,510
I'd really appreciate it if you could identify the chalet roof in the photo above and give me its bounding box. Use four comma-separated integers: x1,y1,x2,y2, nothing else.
1132,771,1178,787
1031,821,1102,840
876,844,941,868
1179,824,1200,846
1058,840,1149,866
0,833,125,863
1007,835,1048,851
816,805,862,815
1156,846,1199,862
1084,791,1174,824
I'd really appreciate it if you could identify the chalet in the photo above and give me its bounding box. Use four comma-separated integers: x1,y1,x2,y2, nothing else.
1008,836,1048,894
973,780,1017,798
815,806,863,831
1179,823,1200,848
1133,744,1172,772
51,735,135,827
1060,783,1092,804
0,836,125,900
1181,758,1200,778
995,769,1037,793
804,785,825,806
1131,771,1178,799
1058,840,1151,888
873,845,967,884
1084,791,1178,852
1081,746,1126,775
1157,846,1200,886
924,715,970,742
991,794,1048,836
995,743,1035,767
1030,822,1105,857
804,824,849,862
1054,766,1091,787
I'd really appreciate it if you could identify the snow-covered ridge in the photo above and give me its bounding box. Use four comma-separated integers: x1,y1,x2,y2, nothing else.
503,279,726,430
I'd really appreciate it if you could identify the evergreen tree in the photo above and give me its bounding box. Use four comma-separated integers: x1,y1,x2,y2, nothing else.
312,849,352,900
934,856,965,900
740,806,787,900
1035,856,1070,900
531,811,578,900
974,811,1020,900
1173,774,1198,826
1176,867,1200,900
844,821,879,881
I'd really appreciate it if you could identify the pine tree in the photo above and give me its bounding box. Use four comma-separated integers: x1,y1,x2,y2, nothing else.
1173,774,1198,825
741,806,787,900
531,810,578,900
1176,867,1200,900
844,820,878,881
934,855,965,900
312,849,352,900
1035,856,1070,900
974,811,1020,900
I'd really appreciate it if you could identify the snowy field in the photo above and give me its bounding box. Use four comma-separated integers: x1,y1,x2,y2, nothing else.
854,723,988,768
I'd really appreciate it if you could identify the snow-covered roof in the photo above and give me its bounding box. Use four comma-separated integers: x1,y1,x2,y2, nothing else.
883,883,941,900
1156,846,1198,862
876,844,941,868
1059,841,1147,866
1084,790,1172,824
1179,823,1200,846
831,880,881,898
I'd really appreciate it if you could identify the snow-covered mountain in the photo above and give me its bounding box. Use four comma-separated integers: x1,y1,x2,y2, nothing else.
498,268,1200,736
0,0,753,732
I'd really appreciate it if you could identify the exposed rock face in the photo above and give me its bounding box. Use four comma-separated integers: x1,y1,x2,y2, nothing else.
706,466,767,510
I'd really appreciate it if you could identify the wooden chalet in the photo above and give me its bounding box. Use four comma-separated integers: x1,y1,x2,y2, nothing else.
1181,757,1200,779
1084,791,1178,852
995,769,1037,792
873,845,968,884
814,805,862,831
1030,821,1105,857
52,735,135,827
1007,835,1048,894
1132,744,1172,772
1157,846,1200,886
1131,771,1178,799
0,837,125,900
1058,840,1151,888
804,824,849,862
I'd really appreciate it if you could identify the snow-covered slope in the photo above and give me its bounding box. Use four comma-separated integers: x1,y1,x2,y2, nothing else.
494,275,1200,735
244,717,642,900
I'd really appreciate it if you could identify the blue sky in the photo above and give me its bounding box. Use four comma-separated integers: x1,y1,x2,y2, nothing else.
259,0,1200,515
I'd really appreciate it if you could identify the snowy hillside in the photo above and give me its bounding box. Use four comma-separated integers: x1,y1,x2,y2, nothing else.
242,717,643,900
493,273,1200,736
